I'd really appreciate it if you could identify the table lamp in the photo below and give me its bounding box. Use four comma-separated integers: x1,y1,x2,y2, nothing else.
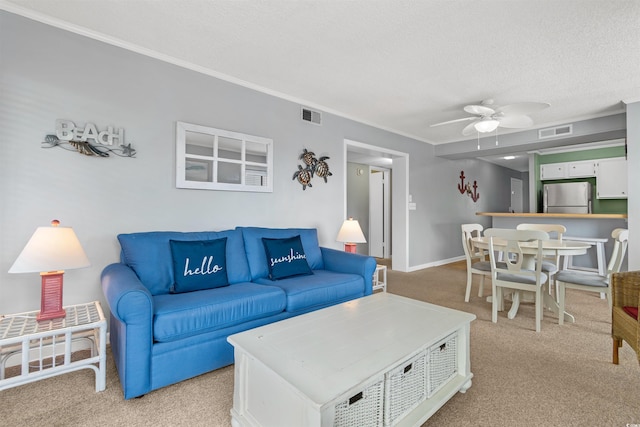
8,220,90,321
336,217,366,253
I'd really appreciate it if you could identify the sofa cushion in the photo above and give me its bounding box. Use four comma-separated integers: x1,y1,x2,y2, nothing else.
239,227,324,281
169,238,229,293
623,306,638,320
152,282,286,342
256,269,365,313
262,236,313,280
118,229,251,295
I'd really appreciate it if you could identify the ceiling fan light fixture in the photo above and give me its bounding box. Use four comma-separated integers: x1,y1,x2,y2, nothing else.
474,118,500,133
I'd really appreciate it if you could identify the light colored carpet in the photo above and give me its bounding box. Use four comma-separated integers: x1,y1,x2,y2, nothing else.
2,261,639,426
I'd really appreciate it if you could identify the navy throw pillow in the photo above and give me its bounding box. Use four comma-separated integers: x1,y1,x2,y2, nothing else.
169,238,229,293
262,235,313,280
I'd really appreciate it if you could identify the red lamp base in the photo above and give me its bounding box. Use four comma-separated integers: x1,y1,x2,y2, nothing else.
344,243,357,253
37,271,66,321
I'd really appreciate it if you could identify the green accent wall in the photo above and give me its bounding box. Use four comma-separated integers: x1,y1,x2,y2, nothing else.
534,146,627,214
538,146,626,164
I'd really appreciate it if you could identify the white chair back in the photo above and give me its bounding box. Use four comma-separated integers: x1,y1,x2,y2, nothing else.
461,223,484,263
607,228,629,276
461,223,491,302
516,223,566,291
484,228,549,277
483,228,550,332
516,223,565,241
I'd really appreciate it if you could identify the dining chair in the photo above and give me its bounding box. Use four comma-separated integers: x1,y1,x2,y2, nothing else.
556,228,629,325
516,223,566,298
611,270,640,366
461,223,494,302
484,228,549,332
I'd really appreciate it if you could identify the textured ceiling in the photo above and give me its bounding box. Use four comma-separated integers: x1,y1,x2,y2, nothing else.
4,0,640,150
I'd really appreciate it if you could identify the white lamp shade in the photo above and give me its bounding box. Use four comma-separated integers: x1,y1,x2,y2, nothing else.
336,218,366,244
9,224,90,273
474,118,500,133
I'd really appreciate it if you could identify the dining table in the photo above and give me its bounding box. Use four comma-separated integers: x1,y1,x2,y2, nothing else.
471,236,592,323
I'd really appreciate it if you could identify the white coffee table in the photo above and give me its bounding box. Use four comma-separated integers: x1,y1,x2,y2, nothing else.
228,293,475,427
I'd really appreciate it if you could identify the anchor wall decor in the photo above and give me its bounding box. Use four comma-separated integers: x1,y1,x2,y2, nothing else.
457,171,480,202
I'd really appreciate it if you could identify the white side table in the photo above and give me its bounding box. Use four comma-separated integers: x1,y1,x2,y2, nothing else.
0,301,107,392
373,264,387,292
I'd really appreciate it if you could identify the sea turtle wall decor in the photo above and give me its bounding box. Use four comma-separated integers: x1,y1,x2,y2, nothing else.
314,156,332,182
293,165,313,190
293,148,332,190
300,148,317,170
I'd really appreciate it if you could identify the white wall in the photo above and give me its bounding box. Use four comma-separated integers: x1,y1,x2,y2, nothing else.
626,100,639,270
0,12,515,315
346,162,370,255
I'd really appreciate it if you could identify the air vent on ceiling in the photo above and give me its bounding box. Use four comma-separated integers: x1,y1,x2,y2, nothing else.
538,124,573,139
301,107,322,125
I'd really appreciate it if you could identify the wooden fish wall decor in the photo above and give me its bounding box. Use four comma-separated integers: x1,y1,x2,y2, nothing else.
293,148,332,190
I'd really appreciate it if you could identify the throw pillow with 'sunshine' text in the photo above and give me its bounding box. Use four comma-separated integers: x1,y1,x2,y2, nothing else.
262,235,313,280
169,238,229,293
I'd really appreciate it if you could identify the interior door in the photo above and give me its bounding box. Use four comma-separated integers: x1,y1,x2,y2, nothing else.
510,178,523,213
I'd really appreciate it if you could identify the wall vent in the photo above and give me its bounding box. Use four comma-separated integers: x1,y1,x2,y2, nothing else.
301,107,322,125
538,124,573,139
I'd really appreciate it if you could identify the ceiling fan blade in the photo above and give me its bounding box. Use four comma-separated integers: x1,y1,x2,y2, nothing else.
462,120,481,136
464,104,495,116
498,115,534,128
496,102,550,115
430,117,477,127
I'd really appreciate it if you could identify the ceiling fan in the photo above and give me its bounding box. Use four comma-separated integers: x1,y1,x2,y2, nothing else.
430,99,550,136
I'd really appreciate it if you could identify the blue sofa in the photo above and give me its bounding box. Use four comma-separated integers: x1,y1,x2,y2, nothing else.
101,226,376,399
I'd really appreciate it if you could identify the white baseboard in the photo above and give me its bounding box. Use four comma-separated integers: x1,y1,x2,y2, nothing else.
408,255,465,272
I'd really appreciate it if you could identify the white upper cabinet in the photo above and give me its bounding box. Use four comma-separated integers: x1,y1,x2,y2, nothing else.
567,160,597,178
595,157,627,199
540,163,567,180
540,160,597,180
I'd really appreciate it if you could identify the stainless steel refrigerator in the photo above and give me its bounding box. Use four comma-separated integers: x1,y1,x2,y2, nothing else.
543,182,592,213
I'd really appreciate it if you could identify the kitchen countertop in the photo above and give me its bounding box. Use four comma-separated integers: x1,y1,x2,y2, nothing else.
476,212,627,219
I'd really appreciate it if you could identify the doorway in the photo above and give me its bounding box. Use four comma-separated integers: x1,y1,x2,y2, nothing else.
345,140,409,272
510,178,523,213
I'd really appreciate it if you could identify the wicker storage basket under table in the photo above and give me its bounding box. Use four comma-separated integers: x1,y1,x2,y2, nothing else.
428,333,458,397
334,377,385,427
383,350,428,426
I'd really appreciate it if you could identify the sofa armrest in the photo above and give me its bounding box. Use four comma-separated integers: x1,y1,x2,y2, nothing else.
102,263,154,324
320,247,377,296
101,263,154,398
